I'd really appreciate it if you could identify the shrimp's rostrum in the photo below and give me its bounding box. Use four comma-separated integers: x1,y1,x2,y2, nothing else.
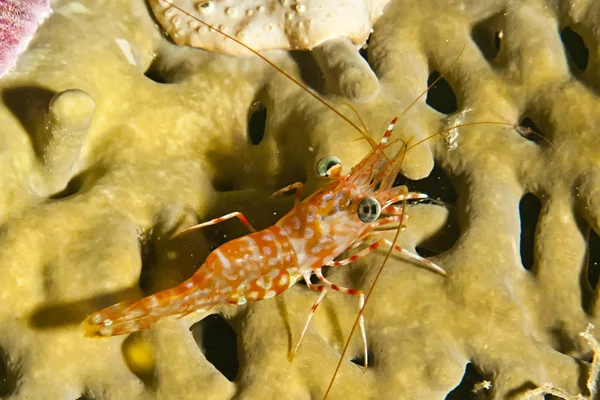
82,119,446,349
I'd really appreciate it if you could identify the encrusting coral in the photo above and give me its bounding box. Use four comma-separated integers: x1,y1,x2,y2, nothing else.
0,0,599,399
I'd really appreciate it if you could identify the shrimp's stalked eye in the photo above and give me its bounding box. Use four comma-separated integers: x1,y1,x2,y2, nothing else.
316,156,342,177
358,197,381,222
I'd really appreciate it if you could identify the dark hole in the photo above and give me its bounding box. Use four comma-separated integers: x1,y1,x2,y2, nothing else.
296,273,319,286
394,165,459,256
359,35,370,62
144,59,170,84
560,26,589,71
416,247,439,258
445,363,487,399
138,232,158,292
519,193,542,270
350,349,373,368
471,19,502,60
248,101,267,145
395,164,458,205
48,174,84,200
587,229,600,290
0,349,15,397
426,72,458,115
519,117,546,144
190,314,239,381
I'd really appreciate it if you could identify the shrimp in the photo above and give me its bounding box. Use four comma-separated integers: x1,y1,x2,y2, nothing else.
84,2,533,398
81,119,446,342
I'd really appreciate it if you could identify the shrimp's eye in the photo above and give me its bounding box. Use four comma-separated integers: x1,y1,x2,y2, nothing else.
316,156,342,177
358,197,381,222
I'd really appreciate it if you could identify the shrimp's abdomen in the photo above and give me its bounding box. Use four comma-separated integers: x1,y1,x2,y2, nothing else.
209,226,301,304
82,226,300,337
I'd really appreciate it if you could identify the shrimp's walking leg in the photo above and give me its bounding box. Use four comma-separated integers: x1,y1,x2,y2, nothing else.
313,269,368,371
171,211,256,239
327,238,446,275
289,275,327,361
272,182,304,206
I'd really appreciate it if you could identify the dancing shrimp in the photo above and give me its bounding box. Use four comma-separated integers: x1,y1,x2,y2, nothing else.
82,118,446,365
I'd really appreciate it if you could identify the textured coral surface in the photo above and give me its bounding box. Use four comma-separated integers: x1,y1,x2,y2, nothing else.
1,0,600,399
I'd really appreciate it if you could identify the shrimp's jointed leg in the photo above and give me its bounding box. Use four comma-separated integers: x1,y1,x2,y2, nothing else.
289,276,327,361
314,269,368,371
271,182,304,206
170,211,257,239
328,238,446,276
290,270,368,371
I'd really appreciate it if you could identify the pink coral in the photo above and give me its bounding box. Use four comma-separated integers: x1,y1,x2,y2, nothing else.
0,0,51,78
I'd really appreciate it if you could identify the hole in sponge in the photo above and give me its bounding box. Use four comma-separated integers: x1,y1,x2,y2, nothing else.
471,18,502,60
395,165,459,256
518,117,546,144
350,349,373,369
359,34,371,62
560,26,589,71
426,72,458,115
445,363,488,399
395,164,458,206
144,58,170,84
248,101,267,145
190,314,239,381
587,228,600,290
519,193,542,270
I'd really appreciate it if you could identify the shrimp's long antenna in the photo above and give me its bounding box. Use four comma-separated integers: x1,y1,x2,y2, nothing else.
160,0,378,148
323,119,554,398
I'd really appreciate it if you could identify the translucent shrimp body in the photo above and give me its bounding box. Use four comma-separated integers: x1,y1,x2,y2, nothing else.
82,118,445,338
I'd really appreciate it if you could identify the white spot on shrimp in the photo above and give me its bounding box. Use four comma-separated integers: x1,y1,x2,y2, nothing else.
92,314,103,324
103,318,113,326
305,227,314,238
237,295,247,305
264,290,277,299
263,234,275,241
100,327,113,336
215,249,231,269
292,217,301,230
268,269,280,279
247,291,259,300
185,281,194,289
263,247,272,255
278,275,289,286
